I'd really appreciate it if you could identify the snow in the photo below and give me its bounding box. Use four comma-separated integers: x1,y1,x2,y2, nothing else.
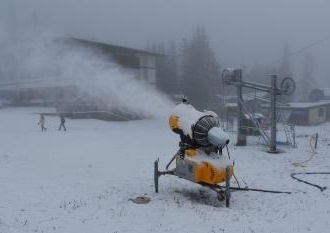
171,103,205,138
1,107,330,233
0,33,174,120
185,150,232,170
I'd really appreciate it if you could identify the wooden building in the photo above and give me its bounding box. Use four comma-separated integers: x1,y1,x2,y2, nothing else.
64,38,163,86
276,102,330,125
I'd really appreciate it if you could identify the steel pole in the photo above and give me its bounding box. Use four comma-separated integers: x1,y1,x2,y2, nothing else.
236,69,246,146
269,74,278,153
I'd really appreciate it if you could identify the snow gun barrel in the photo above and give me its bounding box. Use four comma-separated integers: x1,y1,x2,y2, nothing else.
207,127,230,147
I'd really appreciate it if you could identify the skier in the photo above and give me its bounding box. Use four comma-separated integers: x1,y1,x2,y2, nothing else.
59,115,66,131
38,114,47,131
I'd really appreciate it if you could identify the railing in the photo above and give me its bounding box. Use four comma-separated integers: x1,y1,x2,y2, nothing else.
0,78,75,90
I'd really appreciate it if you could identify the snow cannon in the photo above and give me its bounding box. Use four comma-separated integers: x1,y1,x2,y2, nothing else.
154,102,234,207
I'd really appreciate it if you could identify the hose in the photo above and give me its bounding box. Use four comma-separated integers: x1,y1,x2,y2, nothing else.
214,184,291,194
291,172,330,192
292,133,318,167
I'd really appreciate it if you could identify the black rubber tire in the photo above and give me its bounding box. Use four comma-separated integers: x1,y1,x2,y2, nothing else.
217,191,225,201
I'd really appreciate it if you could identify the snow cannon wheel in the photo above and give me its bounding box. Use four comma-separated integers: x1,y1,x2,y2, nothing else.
217,191,225,202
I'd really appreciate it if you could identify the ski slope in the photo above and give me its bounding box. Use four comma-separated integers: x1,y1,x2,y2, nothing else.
0,107,329,233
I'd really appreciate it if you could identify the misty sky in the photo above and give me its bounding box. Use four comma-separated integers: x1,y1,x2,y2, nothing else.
1,0,330,85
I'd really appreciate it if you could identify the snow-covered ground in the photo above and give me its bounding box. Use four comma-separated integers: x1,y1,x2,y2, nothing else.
0,107,329,233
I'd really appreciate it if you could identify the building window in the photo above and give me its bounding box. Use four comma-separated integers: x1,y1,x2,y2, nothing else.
318,108,325,117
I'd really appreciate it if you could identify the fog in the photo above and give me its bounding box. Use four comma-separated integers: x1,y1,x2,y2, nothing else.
1,0,330,88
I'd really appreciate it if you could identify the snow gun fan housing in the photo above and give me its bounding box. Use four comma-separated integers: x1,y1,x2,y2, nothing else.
168,103,233,185
169,103,230,151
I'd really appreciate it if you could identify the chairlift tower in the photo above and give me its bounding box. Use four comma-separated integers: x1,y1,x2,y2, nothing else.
222,69,295,153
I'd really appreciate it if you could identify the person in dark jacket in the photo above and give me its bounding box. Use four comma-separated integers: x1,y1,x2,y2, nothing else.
38,114,47,131
59,115,66,131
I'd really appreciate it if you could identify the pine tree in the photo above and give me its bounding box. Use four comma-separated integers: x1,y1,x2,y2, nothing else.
181,26,220,109
155,42,179,95
246,62,265,84
178,37,189,93
299,53,316,101
166,41,179,94
155,42,167,92
276,44,294,103
278,43,292,78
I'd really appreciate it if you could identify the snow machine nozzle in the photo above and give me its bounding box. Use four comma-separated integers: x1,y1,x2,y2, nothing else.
193,115,230,147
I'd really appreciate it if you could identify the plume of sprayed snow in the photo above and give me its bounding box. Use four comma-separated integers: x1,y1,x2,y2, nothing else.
0,32,174,120
70,60,175,119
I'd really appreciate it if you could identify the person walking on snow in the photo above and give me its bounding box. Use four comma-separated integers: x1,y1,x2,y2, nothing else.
59,115,66,131
38,114,47,131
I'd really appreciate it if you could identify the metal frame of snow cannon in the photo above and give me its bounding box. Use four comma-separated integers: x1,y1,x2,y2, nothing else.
154,144,232,207
154,154,292,208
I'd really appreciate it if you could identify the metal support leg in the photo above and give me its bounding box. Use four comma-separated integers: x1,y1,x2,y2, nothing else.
154,159,175,193
154,159,159,193
236,69,246,146
225,166,231,207
269,74,278,153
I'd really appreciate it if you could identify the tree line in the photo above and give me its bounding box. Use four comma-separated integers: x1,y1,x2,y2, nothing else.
148,26,317,108
147,26,220,110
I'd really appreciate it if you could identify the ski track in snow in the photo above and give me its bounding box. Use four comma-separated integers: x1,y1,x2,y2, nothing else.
0,107,329,233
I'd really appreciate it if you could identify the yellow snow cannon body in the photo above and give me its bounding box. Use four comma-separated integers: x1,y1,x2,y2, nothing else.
175,149,234,185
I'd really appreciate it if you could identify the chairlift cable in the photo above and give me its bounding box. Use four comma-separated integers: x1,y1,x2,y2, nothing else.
266,35,330,67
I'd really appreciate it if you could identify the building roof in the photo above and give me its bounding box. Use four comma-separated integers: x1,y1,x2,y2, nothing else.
276,101,330,110
64,37,165,57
